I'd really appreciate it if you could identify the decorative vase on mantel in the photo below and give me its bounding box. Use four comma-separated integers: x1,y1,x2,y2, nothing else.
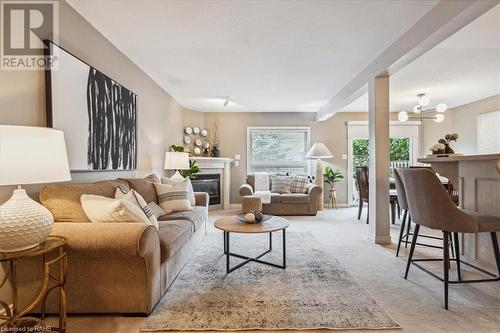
211,146,220,157
444,143,455,154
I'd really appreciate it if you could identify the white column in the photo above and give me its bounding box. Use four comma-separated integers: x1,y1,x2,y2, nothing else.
368,76,391,245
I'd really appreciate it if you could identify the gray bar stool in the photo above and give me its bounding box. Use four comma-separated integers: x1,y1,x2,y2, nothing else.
394,168,451,257
400,168,500,310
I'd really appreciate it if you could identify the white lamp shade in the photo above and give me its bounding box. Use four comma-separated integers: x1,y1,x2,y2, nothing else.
306,143,333,159
0,125,71,186
164,152,189,170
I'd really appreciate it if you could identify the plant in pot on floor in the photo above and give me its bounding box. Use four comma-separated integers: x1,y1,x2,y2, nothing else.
324,166,343,208
170,145,200,179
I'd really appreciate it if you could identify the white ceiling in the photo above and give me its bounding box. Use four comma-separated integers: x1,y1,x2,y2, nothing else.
67,0,439,112
342,4,500,112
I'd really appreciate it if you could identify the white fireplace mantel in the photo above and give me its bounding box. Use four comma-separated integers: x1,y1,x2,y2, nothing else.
190,157,233,209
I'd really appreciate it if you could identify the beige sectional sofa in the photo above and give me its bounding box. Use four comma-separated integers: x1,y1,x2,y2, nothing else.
16,176,208,314
239,175,321,216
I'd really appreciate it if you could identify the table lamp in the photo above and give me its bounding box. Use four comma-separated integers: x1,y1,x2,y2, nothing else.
164,152,190,181
306,143,333,210
0,125,71,252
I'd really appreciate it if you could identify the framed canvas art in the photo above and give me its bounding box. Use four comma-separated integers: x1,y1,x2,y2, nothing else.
45,40,137,171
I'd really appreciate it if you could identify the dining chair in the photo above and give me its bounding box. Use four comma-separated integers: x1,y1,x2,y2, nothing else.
355,166,398,225
400,168,500,309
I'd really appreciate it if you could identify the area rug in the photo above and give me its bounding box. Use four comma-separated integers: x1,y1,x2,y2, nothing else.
142,231,399,331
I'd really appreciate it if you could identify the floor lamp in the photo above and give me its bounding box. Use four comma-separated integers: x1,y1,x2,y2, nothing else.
306,143,333,210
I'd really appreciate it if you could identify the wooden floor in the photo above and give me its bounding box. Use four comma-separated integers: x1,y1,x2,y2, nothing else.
45,207,500,333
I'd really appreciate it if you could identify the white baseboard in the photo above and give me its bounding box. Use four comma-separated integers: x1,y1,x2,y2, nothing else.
229,204,242,209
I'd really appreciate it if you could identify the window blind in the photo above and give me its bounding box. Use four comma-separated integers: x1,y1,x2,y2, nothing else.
247,127,310,174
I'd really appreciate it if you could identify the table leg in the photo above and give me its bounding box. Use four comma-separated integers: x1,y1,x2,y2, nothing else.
59,247,67,333
269,232,272,251
225,232,230,273
283,229,286,268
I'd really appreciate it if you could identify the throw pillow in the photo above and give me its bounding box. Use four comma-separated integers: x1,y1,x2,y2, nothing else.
154,182,194,214
270,175,292,194
290,175,310,193
80,194,152,225
148,201,166,219
161,176,196,206
115,188,159,229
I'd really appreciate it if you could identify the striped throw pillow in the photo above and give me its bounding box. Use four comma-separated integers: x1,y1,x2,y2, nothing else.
115,187,159,229
154,182,194,214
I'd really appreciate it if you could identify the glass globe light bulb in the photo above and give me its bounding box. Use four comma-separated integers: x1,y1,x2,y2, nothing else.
398,111,409,122
418,95,430,107
435,103,447,113
433,114,445,123
413,105,421,113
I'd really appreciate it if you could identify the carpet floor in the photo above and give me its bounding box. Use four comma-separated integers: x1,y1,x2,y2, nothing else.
142,231,399,331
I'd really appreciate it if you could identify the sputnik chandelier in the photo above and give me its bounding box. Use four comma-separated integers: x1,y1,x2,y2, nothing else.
398,93,447,123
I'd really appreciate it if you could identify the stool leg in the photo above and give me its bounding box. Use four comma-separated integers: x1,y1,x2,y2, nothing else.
396,210,407,257
404,224,420,279
453,232,462,281
443,231,450,310
391,201,396,225
357,200,363,220
490,232,500,276
405,215,412,248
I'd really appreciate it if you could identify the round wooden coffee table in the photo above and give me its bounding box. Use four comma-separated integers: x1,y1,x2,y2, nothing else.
214,216,289,273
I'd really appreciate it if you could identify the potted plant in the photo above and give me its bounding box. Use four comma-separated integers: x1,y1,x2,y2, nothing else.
324,166,343,189
324,166,343,209
170,145,201,179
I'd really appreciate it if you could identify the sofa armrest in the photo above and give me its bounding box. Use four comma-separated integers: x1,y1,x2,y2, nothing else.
194,192,209,207
307,184,322,196
239,184,254,196
51,222,160,258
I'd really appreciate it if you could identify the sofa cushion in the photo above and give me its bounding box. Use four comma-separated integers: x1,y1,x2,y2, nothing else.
281,193,310,204
158,206,207,232
40,179,129,222
158,220,194,261
122,174,159,204
269,193,282,203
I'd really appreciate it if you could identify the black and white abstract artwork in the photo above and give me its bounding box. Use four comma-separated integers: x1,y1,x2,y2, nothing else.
46,41,137,171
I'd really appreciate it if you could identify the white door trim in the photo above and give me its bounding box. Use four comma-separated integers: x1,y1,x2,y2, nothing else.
346,121,421,206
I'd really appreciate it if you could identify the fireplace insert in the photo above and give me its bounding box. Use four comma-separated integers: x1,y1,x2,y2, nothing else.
191,174,221,205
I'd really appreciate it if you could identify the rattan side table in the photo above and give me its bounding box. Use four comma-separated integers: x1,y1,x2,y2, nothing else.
0,235,68,332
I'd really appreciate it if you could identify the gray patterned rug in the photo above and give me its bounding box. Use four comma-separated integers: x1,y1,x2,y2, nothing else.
142,231,399,331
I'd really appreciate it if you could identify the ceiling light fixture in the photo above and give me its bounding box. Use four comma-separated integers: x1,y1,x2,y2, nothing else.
398,93,447,124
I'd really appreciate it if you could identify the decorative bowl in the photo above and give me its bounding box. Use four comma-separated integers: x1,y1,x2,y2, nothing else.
234,214,273,224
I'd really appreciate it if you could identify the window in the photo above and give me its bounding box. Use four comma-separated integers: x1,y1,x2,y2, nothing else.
247,127,310,174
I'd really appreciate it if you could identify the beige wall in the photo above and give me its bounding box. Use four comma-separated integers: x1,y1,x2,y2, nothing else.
423,94,500,155
0,0,186,302
0,0,187,204
202,111,392,204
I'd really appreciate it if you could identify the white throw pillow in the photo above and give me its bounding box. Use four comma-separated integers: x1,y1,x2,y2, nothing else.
154,182,194,214
161,176,196,206
115,188,159,229
80,194,152,225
